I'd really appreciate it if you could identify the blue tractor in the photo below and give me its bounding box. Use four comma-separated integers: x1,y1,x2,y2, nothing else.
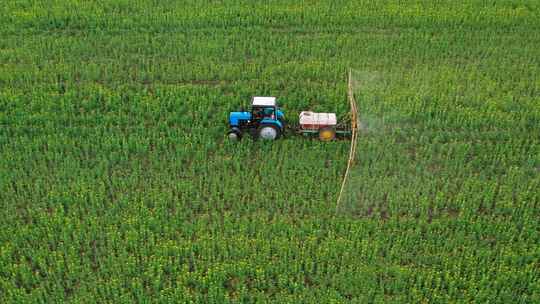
228,96,285,141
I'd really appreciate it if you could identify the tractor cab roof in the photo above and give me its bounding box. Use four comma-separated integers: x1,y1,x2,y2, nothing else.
252,96,277,107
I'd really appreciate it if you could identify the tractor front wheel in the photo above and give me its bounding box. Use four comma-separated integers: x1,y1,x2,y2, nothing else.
227,128,242,141
257,124,280,140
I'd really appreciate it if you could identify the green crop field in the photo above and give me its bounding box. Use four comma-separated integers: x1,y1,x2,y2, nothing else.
1,1,539,303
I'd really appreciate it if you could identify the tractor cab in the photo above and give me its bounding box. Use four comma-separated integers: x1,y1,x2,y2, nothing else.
228,96,285,141
251,97,279,121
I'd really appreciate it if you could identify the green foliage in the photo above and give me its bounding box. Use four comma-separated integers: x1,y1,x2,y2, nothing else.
1,0,539,303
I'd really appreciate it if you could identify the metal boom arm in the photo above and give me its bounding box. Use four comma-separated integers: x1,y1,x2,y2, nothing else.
336,69,359,213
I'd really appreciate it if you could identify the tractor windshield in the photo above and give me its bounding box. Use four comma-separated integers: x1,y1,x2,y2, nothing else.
252,107,264,119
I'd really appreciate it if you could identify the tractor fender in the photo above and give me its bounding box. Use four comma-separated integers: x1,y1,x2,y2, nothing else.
259,118,283,130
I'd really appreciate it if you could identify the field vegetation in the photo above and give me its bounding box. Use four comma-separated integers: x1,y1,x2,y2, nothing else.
1,0,539,302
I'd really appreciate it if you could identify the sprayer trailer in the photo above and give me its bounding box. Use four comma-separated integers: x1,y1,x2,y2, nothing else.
296,111,351,141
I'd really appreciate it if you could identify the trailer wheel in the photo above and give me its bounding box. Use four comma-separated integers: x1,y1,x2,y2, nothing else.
319,127,336,141
257,124,280,140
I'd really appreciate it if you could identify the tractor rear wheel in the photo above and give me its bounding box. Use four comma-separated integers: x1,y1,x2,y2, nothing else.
318,127,336,141
257,124,280,140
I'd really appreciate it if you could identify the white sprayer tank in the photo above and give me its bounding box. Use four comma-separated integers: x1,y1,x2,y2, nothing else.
299,111,337,130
